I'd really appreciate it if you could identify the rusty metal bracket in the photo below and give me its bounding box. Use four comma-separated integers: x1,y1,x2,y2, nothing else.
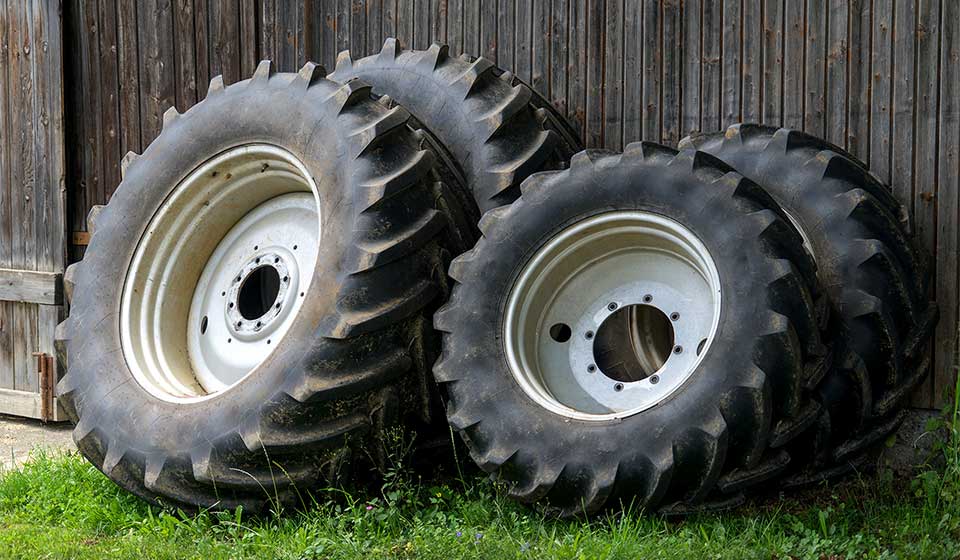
32,352,56,422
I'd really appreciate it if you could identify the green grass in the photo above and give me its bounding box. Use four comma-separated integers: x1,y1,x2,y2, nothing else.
2,385,959,559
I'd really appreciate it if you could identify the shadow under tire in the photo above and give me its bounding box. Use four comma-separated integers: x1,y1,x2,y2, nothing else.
434,145,827,516
54,61,467,511
681,124,938,480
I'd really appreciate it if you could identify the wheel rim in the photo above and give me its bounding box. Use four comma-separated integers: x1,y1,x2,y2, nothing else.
503,211,722,421
120,145,321,403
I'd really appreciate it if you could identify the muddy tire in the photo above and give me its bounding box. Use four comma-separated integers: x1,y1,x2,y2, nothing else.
329,39,582,213
680,125,938,480
434,145,828,516
55,61,470,511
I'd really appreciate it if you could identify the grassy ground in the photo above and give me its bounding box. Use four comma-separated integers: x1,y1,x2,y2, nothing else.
2,390,959,559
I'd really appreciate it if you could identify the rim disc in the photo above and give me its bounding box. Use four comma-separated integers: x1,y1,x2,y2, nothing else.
120,144,321,403
503,211,722,421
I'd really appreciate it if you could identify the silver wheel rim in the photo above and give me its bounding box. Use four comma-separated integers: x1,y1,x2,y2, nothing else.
503,211,722,421
120,145,321,403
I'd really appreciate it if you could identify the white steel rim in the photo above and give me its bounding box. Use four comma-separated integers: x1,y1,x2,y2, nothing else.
120,145,321,403
503,211,722,421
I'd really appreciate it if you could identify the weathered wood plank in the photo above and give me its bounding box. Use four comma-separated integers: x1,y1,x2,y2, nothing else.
782,0,803,129
394,0,413,50
700,0,721,131
641,0,660,141
514,0,532,81
240,0,258,75
622,0,641,142
367,0,383,54
445,0,461,54
0,269,61,306
173,0,199,109
934,0,959,407
138,0,176,146
530,0,548,96
869,0,893,182
480,0,496,60
210,0,241,84
566,0,585,139
351,0,367,55
0,387,66,422
602,0,623,149
336,0,350,56
846,0,871,160
804,0,826,136
413,0,429,50
462,0,479,55
740,0,761,122
721,0,741,126
584,0,603,147
661,0,681,144
430,0,446,45
498,0,514,67
891,0,916,216
548,0,566,114
824,0,848,147
0,0,14,390
681,0,701,134
760,0,782,126
909,0,940,407
96,0,121,190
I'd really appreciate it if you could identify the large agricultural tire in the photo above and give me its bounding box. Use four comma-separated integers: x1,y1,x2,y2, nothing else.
433,144,830,516
54,61,472,512
680,125,938,482
329,38,582,213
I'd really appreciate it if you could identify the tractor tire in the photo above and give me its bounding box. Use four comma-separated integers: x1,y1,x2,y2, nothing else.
434,144,829,516
55,61,471,511
680,125,938,482
329,39,582,213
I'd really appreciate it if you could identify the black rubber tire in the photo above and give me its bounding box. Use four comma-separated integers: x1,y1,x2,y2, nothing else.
680,124,938,480
329,38,583,213
434,144,829,516
54,61,471,512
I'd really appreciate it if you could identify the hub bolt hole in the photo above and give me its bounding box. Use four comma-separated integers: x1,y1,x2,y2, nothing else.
549,323,572,343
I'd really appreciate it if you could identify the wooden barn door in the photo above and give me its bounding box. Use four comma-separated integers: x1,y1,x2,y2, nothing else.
0,0,67,421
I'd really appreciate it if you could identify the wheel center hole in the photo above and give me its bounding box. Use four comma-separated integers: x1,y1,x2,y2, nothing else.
593,304,675,383
238,265,281,320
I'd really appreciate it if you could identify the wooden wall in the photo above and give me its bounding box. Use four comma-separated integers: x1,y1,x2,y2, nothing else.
62,0,959,408
0,0,66,418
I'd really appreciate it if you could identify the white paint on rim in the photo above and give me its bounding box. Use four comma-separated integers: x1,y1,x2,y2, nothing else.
120,145,321,403
503,211,722,421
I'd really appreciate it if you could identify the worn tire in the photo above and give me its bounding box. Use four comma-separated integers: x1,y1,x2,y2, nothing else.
55,61,470,511
329,39,582,213
680,125,938,480
434,144,828,516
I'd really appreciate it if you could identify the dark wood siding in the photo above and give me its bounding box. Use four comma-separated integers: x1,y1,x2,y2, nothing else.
59,0,960,408
0,0,66,419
